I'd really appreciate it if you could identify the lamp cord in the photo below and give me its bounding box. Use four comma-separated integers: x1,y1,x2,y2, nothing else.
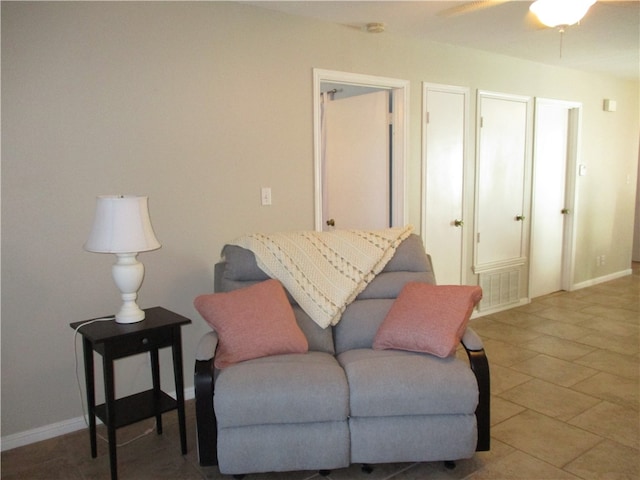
73,318,155,447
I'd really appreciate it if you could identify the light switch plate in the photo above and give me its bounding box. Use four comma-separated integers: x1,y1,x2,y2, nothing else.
261,187,272,206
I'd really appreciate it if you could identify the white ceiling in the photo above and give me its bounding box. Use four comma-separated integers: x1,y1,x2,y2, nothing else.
245,1,640,80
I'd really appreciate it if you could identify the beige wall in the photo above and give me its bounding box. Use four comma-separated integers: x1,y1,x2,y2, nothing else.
2,2,638,440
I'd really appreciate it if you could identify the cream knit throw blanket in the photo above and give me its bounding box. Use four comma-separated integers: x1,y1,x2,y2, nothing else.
230,226,413,328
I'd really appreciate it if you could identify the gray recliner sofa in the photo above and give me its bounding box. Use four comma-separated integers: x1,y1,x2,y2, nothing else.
194,234,490,476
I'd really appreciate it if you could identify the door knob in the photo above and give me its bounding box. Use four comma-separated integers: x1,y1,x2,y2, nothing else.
454,219,464,227
326,219,335,227
561,208,570,215
515,215,526,221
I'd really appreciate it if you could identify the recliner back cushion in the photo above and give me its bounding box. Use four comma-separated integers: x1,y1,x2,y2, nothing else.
216,245,334,354
215,234,434,356
334,299,395,354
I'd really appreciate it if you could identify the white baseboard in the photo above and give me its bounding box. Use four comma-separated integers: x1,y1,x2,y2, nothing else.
1,387,195,452
571,268,632,291
471,297,530,319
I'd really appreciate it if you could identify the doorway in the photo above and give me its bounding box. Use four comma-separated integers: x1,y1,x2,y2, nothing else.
313,69,409,231
530,99,581,297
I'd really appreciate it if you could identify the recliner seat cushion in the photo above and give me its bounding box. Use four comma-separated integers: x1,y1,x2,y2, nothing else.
337,348,478,417
215,351,349,428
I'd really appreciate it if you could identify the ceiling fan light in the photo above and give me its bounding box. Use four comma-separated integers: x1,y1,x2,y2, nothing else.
530,0,596,28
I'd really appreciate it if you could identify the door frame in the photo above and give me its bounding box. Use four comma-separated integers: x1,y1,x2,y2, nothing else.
421,82,470,284
313,68,409,231
530,97,582,294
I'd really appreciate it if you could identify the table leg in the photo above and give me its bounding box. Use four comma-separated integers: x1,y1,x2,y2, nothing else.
172,328,187,454
82,337,97,458
103,355,118,480
150,348,162,434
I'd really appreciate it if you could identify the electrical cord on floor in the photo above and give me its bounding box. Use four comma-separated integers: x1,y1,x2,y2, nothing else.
73,317,155,447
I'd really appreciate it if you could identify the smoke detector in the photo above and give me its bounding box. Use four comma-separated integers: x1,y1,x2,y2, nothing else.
366,22,385,33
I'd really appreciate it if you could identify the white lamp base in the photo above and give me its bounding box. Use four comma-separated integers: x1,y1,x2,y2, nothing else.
112,253,146,324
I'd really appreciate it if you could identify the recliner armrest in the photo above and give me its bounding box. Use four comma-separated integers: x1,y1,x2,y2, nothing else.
461,326,484,351
195,331,219,361
460,326,490,452
195,331,219,466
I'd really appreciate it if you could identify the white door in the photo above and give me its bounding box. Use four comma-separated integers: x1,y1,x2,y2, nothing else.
530,99,575,297
323,90,390,230
423,84,468,285
475,93,530,270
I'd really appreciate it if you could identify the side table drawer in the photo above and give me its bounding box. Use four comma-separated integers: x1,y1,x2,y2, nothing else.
105,328,175,359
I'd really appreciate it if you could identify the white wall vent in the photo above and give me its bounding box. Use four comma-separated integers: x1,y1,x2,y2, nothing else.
478,267,520,311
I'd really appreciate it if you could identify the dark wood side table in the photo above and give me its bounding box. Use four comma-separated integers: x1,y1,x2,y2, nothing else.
71,306,191,480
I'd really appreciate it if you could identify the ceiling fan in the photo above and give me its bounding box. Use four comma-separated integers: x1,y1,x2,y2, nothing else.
438,0,627,28
437,0,602,57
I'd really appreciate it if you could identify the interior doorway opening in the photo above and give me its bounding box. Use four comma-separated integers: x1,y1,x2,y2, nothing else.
313,69,409,231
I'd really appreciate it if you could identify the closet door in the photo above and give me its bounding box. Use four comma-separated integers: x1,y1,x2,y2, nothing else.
422,84,469,284
474,92,531,272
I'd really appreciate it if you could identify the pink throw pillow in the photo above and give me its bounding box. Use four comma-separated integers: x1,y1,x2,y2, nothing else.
194,279,308,369
373,282,483,358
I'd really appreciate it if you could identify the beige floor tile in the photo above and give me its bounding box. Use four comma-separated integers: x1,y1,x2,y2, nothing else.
511,354,599,387
471,321,542,345
1,434,72,466
498,378,601,421
513,302,549,314
572,371,639,409
579,305,638,323
585,293,635,308
393,440,516,480
531,306,597,325
527,319,593,341
467,450,581,479
564,439,640,480
491,311,546,329
492,410,602,467
328,462,415,480
577,331,640,356
569,401,640,449
483,338,538,367
521,334,596,361
491,396,526,426
575,349,640,379
490,364,532,395
536,296,594,311
578,315,639,338
0,456,84,480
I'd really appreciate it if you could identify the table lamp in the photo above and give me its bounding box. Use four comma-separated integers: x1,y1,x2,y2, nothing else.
84,195,161,323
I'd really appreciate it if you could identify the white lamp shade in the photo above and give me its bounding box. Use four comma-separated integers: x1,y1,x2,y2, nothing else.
530,0,596,28
84,195,161,253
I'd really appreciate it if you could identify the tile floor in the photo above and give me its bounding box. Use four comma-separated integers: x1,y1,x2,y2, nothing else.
2,265,638,479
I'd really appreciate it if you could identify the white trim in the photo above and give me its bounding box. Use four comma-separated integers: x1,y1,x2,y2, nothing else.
313,68,409,231
1,387,195,452
570,269,633,291
471,298,531,318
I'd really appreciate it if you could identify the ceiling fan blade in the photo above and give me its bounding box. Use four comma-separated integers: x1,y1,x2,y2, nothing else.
437,0,512,18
